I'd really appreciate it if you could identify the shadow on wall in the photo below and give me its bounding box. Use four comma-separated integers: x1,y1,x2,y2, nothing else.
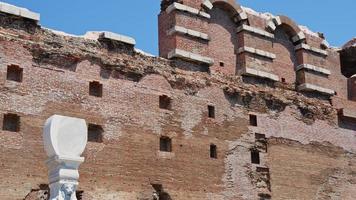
208,6,239,75
273,26,298,84
338,117,356,131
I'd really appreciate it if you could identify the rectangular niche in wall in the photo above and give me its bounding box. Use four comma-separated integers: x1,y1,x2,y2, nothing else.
249,114,257,126
87,123,104,143
251,150,260,164
160,136,172,152
208,105,215,118
159,95,172,110
210,144,217,159
89,81,103,97
7,65,23,82
2,113,20,132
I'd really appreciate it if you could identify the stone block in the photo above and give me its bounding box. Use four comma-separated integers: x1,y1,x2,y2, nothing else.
168,49,214,65
298,83,335,95
321,40,330,49
292,31,306,43
266,21,276,32
0,3,20,16
166,2,210,19
19,9,40,21
237,25,274,39
238,47,276,59
339,108,356,119
43,115,87,158
295,64,331,75
241,67,279,81
202,0,213,10
167,26,210,41
273,16,282,26
100,31,136,45
0,2,40,21
238,11,248,21
295,44,328,56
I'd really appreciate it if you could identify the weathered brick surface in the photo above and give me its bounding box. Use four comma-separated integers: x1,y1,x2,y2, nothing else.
0,1,355,200
208,7,238,75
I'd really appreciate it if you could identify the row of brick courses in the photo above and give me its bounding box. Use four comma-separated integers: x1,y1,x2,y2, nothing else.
0,1,355,199
159,0,341,97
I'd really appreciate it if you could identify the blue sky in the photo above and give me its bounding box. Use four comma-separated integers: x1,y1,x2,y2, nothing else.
2,0,355,55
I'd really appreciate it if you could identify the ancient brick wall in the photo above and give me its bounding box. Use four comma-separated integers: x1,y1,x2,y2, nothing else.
0,1,355,200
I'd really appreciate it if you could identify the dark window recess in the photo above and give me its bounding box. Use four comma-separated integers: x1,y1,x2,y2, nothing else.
160,136,172,152
255,133,266,141
89,81,103,97
7,65,23,82
87,124,103,143
76,191,84,200
251,150,260,164
281,77,286,83
210,144,217,159
159,95,172,110
219,62,224,67
208,105,215,118
259,194,271,200
249,114,257,126
3,113,20,132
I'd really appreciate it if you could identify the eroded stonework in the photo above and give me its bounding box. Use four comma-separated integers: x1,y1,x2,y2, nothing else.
0,1,355,200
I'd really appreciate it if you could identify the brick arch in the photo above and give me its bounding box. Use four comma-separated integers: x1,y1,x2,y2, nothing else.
266,15,306,43
208,0,248,23
207,3,240,75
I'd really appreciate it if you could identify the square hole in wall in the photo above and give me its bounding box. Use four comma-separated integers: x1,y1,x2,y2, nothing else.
249,114,257,126
7,65,23,82
88,124,103,143
160,136,172,152
255,133,266,140
259,194,271,200
208,105,215,118
2,113,20,132
219,62,224,67
251,150,260,164
159,95,172,110
89,81,103,97
281,77,286,83
210,144,217,159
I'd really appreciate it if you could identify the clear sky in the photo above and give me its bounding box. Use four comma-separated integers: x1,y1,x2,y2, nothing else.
1,0,355,55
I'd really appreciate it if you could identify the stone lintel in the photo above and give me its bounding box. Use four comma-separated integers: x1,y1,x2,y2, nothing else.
272,16,282,26
168,49,214,65
298,83,335,95
295,43,328,56
321,40,330,49
266,21,276,32
167,26,210,41
241,67,279,81
84,31,136,46
292,31,306,43
339,108,356,119
166,2,211,19
237,47,276,59
296,64,331,75
237,11,248,21
202,0,213,10
100,31,136,46
0,2,40,21
237,24,274,39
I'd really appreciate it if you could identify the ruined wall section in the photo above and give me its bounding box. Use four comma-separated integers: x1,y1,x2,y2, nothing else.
0,2,355,200
158,0,352,101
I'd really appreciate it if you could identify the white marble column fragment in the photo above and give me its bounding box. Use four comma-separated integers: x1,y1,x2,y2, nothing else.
43,115,88,200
